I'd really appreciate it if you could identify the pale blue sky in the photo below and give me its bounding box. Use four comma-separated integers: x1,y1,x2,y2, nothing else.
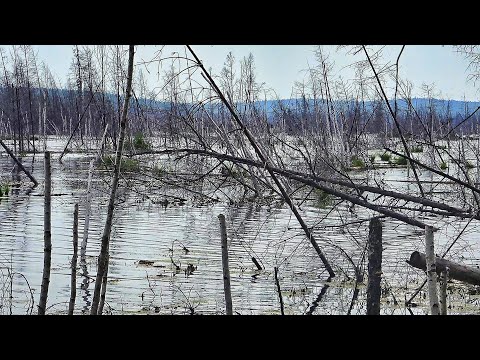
3,45,478,101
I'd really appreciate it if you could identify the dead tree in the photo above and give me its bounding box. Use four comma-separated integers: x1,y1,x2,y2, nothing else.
90,45,135,315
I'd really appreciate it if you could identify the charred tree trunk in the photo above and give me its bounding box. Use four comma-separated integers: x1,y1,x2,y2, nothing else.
366,217,382,315
218,214,233,315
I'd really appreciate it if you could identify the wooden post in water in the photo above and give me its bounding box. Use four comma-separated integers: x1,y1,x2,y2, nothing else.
425,225,440,315
218,214,233,315
274,267,285,315
68,203,79,315
367,217,382,315
38,151,51,315
440,267,449,315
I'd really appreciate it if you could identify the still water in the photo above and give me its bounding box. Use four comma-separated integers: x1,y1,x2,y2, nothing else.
1,138,480,315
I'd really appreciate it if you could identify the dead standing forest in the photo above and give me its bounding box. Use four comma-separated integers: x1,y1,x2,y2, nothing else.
1,45,480,315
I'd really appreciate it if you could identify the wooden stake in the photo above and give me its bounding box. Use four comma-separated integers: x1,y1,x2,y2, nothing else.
218,214,233,315
274,267,284,315
367,217,382,315
68,203,79,315
38,151,51,315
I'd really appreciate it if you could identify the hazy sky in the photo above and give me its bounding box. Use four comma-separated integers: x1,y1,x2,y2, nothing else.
4,45,479,101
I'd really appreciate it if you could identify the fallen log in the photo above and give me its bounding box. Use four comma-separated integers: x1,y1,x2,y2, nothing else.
407,251,480,286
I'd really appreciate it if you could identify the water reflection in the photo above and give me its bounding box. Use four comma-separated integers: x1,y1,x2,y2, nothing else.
1,138,480,315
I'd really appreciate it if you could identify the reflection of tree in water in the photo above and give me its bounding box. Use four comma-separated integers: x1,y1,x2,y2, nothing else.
80,257,91,314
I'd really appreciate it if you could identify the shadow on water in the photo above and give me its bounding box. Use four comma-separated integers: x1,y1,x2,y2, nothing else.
305,277,332,315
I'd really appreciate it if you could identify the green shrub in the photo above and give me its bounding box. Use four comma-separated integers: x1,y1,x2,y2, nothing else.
380,153,391,162
466,161,475,169
351,156,365,168
395,157,408,165
440,161,448,170
101,155,140,172
315,189,332,208
410,145,424,153
153,165,166,177
125,132,151,151
369,154,376,164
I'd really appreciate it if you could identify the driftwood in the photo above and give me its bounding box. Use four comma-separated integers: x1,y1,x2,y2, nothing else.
407,251,480,286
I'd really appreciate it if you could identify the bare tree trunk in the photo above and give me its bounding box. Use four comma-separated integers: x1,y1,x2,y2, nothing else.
366,217,382,315
95,123,109,163
425,225,440,315
81,159,94,259
218,214,233,315
68,203,79,315
38,151,51,315
188,46,335,278
98,245,109,315
90,45,135,315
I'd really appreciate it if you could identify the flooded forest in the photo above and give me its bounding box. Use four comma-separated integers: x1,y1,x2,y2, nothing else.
2,44,480,315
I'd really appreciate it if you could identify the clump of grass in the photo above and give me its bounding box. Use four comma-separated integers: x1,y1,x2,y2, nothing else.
153,165,166,177
380,152,391,162
410,145,424,153
351,156,365,168
0,183,9,197
369,154,376,164
314,189,332,208
465,161,475,169
126,132,151,151
394,157,408,165
440,161,448,170
101,155,140,172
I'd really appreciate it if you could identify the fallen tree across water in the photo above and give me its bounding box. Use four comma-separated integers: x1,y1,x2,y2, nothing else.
407,251,480,286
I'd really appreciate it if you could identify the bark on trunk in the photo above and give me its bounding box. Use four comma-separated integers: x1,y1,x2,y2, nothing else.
366,217,382,315
425,226,440,315
218,214,233,315
407,251,480,286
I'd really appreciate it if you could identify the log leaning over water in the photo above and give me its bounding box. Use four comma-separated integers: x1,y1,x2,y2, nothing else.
407,251,480,286
0,138,38,186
